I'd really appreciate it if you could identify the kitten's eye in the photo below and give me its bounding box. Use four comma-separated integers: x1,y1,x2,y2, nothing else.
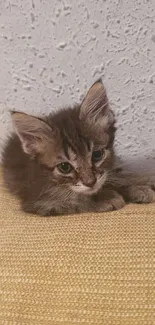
57,162,73,174
92,150,103,163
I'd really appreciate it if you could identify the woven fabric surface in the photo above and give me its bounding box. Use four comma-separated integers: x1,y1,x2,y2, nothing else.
0,173,155,325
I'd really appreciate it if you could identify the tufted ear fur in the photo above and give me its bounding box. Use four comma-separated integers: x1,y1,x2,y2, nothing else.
12,112,56,156
79,79,115,129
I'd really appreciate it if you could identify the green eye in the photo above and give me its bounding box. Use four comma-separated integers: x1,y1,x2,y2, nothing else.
57,162,72,174
92,150,103,162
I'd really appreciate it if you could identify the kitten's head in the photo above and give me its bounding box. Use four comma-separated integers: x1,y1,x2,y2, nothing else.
12,80,116,195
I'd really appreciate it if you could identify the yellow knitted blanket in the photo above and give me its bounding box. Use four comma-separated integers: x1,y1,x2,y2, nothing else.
0,174,155,325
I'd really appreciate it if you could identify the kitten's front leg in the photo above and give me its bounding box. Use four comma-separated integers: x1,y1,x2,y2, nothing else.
22,188,125,216
118,185,155,204
93,189,125,212
107,170,155,204
49,190,125,215
37,190,125,215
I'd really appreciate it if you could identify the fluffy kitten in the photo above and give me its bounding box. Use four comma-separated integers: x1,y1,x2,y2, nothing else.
2,80,155,216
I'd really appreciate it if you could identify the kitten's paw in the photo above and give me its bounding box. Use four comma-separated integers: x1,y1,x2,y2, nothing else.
124,185,155,204
98,190,125,212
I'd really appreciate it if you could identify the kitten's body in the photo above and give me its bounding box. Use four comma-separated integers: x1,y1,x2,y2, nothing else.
2,81,155,216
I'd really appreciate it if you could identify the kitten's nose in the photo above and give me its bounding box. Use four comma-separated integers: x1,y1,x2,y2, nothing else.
83,178,96,188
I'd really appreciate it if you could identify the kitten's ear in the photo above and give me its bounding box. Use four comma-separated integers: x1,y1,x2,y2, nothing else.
79,79,109,120
12,112,55,155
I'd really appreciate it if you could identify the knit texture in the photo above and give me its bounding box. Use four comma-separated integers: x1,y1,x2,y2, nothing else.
0,173,155,325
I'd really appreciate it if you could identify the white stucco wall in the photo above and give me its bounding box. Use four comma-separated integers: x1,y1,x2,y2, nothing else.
0,0,155,171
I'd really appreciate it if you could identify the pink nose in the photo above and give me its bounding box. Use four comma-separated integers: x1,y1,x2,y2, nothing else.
83,178,96,188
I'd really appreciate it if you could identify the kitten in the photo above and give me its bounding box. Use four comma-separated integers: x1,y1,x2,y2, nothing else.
2,80,155,216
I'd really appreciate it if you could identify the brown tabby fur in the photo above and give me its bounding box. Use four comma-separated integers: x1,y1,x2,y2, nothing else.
2,80,155,216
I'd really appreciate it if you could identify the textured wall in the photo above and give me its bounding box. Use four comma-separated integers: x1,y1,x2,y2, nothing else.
0,0,155,171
